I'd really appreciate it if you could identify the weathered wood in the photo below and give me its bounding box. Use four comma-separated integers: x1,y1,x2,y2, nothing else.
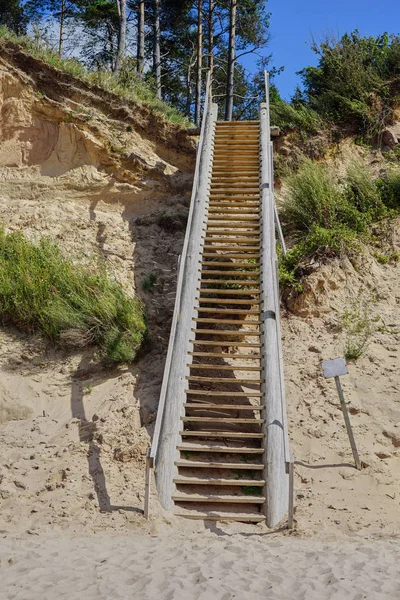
151,84,217,511
260,75,290,528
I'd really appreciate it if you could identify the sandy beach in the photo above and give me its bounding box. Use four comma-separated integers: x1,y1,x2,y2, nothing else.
1,532,400,600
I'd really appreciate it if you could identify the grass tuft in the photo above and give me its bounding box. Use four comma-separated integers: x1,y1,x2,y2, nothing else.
0,227,147,363
278,160,400,289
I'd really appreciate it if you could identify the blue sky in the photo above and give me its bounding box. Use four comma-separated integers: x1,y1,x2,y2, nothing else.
260,0,399,100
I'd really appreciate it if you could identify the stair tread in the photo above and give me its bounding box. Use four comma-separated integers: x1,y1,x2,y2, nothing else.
180,431,264,438
184,404,264,409
173,495,264,504
189,364,262,371
182,416,264,423
174,477,264,485
189,351,262,358
178,445,264,453
175,461,264,469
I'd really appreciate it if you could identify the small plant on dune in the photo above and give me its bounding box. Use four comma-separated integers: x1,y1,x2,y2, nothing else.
341,300,379,361
0,227,147,363
142,272,157,293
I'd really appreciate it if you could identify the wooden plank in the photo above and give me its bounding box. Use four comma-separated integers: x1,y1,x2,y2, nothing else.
194,318,261,325
173,495,265,503
175,461,264,469
185,389,263,396
202,253,259,259
182,417,264,424
173,513,265,522
174,477,264,486
180,431,264,438
200,263,259,269
199,270,259,277
184,403,264,409
198,289,260,295
189,351,262,358
177,445,264,454
196,298,261,305
189,363,262,370
198,281,261,287
187,374,263,382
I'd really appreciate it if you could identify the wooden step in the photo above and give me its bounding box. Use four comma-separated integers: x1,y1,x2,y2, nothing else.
182,417,264,424
199,270,259,277
189,351,262,358
193,328,261,337
180,431,264,438
206,224,260,230
200,262,259,268
187,373,262,382
190,341,261,349
196,299,261,306
202,247,260,253
194,319,261,326
185,389,263,397
184,403,264,410
174,512,264,522
196,308,260,314
189,363,262,371
178,444,264,454
202,253,260,259
199,280,260,286
208,209,259,215
204,237,261,243
175,460,264,469
174,477,264,486
198,289,260,295
173,495,264,505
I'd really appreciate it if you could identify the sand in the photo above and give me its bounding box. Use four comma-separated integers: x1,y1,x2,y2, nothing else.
1,41,400,600
1,532,400,600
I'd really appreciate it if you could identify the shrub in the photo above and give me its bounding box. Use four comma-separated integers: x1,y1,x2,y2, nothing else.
282,159,342,232
270,101,322,134
0,227,147,362
376,171,400,210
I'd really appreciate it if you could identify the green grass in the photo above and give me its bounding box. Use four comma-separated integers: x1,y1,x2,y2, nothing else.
0,227,147,363
278,160,400,289
0,26,189,126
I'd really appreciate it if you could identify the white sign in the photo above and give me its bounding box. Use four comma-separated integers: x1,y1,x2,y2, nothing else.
322,357,348,379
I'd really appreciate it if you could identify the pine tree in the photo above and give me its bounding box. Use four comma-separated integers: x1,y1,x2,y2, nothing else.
0,0,28,34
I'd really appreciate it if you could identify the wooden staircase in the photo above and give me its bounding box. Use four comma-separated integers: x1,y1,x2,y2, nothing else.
173,120,266,522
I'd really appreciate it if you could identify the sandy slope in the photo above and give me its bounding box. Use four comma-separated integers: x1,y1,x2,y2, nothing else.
1,532,400,600
1,40,400,600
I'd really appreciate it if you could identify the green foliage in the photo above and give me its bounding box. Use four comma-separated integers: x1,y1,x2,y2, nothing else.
142,272,157,293
270,101,322,134
376,172,400,210
299,31,400,137
279,160,400,289
0,26,189,125
0,0,27,34
341,301,379,360
0,227,147,363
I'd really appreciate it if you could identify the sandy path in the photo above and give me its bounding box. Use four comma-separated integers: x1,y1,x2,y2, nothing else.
1,533,400,600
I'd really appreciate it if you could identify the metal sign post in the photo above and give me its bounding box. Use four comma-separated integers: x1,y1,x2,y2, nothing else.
322,358,362,471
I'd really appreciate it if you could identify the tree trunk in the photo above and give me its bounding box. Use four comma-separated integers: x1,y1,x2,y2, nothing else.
58,0,65,57
225,0,236,121
137,0,145,76
153,0,162,99
208,0,214,84
195,0,203,126
114,0,127,72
